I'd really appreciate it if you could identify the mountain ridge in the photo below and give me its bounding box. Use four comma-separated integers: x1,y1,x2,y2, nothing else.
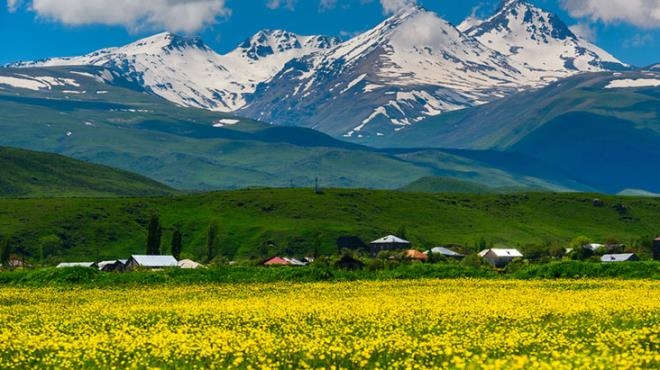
4,1,628,139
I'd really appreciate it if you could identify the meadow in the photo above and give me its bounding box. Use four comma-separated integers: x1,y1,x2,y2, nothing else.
0,279,657,369
3,189,660,262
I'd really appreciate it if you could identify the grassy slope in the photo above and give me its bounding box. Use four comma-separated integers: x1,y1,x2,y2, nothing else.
1,189,658,262
0,66,589,192
371,71,660,150
0,146,175,197
400,176,493,193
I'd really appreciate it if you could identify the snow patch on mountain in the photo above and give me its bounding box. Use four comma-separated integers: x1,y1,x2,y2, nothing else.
605,78,660,89
0,74,80,91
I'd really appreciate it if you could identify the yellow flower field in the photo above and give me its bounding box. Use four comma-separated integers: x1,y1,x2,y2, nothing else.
0,279,658,369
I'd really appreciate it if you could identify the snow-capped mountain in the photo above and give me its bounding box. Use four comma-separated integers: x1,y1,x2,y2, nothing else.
241,5,528,137
7,0,628,139
12,31,339,112
460,0,627,79
241,1,628,137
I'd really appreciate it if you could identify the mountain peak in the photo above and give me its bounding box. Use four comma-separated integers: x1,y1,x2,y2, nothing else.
237,29,338,61
467,0,576,42
463,0,625,73
126,32,209,53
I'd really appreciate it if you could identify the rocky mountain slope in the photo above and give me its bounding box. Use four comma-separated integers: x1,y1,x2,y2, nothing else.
6,1,627,139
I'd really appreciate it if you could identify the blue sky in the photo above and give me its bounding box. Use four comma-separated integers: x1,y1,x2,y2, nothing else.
1,0,659,66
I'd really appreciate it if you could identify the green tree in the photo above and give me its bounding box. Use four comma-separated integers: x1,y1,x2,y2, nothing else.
206,222,219,262
146,214,162,255
0,236,11,268
569,236,593,260
396,225,407,240
171,229,183,260
38,235,62,261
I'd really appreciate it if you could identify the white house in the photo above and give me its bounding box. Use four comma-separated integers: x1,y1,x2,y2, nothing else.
601,253,639,263
426,247,465,259
125,255,178,270
177,259,204,269
478,248,523,267
56,262,97,268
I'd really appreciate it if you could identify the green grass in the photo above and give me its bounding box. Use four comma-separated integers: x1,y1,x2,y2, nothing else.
0,67,588,192
1,188,659,263
0,146,175,197
399,176,541,193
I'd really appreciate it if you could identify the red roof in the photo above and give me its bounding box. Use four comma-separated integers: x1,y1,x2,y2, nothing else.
405,249,428,261
263,257,289,266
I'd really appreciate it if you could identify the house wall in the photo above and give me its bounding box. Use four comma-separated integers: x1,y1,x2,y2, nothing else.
653,240,660,261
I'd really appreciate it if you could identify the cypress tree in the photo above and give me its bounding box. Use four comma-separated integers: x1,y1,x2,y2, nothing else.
0,236,11,268
146,214,162,255
207,222,219,262
171,229,183,260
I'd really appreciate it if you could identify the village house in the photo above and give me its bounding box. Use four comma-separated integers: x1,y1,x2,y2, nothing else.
177,259,203,269
426,246,465,260
56,262,97,268
478,248,523,267
370,235,410,256
97,260,127,272
601,253,639,263
124,255,178,271
404,249,428,261
261,256,308,266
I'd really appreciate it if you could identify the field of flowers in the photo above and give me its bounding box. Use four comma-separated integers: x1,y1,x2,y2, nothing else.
0,279,658,369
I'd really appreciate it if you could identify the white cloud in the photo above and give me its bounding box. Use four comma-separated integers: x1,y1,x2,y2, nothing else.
266,0,296,10
569,23,596,41
380,0,416,15
561,0,660,29
624,33,654,48
16,0,230,33
7,0,19,12
319,0,337,11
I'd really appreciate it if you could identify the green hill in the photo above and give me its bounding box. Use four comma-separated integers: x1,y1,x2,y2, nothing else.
1,189,658,263
0,146,174,197
0,66,589,192
371,71,660,193
399,176,541,194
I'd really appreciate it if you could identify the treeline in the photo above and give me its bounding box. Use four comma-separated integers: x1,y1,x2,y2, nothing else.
0,260,658,287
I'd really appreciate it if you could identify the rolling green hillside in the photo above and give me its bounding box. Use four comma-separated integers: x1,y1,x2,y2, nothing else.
0,66,587,192
399,176,539,194
0,146,174,197
371,71,660,150
370,71,660,193
0,189,657,263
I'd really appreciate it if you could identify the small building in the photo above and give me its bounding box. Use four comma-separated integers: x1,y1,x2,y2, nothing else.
262,256,291,266
125,255,178,270
601,253,639,263
478,248,523,268
178,259,203,269
653,237,660,261
283,257,307,266
404,249,428,261
584,243,605,252
97,260,127,272
56,262,97,268
426,247,465,260
370,235,411,256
